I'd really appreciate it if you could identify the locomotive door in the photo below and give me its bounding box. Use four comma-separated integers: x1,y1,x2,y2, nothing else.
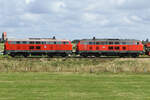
88,41,95,51
121,41,128,53
41,41,47,51
48,41,54,52
126,41,133,52
114,41,120,53
83,41,88,51
56,41,62,51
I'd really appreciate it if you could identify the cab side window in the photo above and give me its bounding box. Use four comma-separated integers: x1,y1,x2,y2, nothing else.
29,46,34,49
29,41,34,44
63,42,69,44
115,42,120,45
8,41,11,44
109,46,113,50
16,41,20,44
23,41,26,44
109,42,113,45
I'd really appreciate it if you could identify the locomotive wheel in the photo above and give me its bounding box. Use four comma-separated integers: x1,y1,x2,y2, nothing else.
131,54,138,58
23,54,29,58
61,54,67,57
119,55,125,58
80,54,87,58
82,55,88,58
10,54,15,57
95,54,100,57
48,55,53,58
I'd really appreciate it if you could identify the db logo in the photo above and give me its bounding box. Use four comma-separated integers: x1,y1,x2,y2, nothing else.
44,45,47,48
102,46,105,48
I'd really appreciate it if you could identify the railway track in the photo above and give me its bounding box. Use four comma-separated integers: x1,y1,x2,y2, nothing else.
4,55,150,59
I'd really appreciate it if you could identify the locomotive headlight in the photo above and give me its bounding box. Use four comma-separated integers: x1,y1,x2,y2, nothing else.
102,46,105,48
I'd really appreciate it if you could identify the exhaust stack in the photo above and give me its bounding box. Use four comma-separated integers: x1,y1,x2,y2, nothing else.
1,32,7,42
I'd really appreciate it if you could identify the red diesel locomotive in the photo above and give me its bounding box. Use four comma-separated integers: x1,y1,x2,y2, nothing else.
4,38,72,57
76,39,144,57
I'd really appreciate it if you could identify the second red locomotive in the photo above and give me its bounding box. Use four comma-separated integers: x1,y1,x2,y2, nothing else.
76,39,144,57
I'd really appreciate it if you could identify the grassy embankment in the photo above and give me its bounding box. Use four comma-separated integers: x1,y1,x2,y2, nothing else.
0,57,150,73
1,73,150,100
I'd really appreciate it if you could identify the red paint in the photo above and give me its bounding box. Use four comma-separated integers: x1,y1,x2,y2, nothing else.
145,43,150,47
148,52,150,56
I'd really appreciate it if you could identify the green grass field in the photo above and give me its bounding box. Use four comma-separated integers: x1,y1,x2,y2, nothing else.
0,73,150,100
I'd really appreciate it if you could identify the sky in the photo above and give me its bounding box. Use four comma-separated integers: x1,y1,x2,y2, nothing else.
0,0,150,40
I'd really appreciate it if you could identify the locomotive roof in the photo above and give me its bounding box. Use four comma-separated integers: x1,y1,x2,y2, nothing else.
7,38,70,42
80,39,141,42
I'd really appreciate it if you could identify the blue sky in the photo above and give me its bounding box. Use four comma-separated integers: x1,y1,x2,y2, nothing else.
0,0,150,40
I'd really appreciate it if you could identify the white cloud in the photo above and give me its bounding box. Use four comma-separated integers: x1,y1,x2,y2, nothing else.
117,0,126,5
25,0,35,4
131,16,142,22
100,19,109,26
82,13,109,26
111,0,126,6
84,0,126,11
84,5,96,11
82,13,98,22
50,1,66,13
20,13,41,22
123,16,133,24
